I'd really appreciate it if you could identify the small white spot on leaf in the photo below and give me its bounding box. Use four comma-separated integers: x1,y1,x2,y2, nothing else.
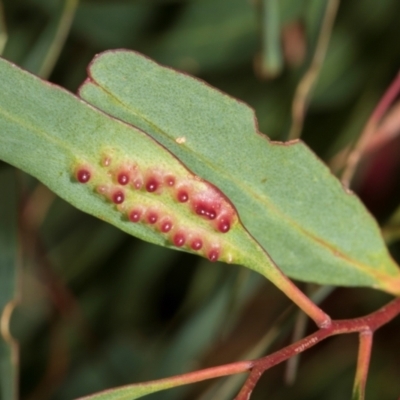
176,137,186,144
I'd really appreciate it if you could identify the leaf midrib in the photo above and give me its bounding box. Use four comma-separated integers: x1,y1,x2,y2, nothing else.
0,105,80,162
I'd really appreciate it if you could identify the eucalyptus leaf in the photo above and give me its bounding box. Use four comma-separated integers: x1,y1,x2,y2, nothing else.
75,376,210,400
0,56,318,321
78,50,400,295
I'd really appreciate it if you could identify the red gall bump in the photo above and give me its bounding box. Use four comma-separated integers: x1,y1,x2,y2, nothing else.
76,168,91,183
117,172,130,185
133,178,143,190
97,185,107,194
146,211,158,224
190,238,203,251
129,209,142,222
112,190,125,204
217,217,231,233
194,201,217,220
160,219,173,233
145,177,160,193
165,175,176,187
177,189,189,203
173,232,186,247
208,249,220,262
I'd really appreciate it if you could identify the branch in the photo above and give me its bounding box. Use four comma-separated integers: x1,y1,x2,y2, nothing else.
76,296,400,400
235,296,400,399
288,0,340,140
341,71,400,187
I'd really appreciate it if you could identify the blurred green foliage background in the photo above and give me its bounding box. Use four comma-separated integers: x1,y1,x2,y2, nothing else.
1,0,400,399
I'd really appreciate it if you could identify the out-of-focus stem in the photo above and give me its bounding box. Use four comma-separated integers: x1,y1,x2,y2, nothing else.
284,309,308,385
0,0,7,55
38,0,79,79
257,0,283,78
196,286,334,400
77,297,400,400
288,0,340,140
235,296,400,400
284,285,334,384
342,71,400,187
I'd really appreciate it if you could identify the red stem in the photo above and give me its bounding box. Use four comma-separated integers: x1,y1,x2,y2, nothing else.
369,71,400,125
342,71,400,186
235,296,400,399
78,297,400,400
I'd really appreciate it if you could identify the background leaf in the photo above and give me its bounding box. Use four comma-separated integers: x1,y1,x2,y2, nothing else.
0,168,19,400
144,0,257,75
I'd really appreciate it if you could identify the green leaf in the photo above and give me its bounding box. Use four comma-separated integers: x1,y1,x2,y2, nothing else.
0,168,19,400
22,0,78,79
72,2,153,49
257,0,283,78
0,55,319,322
74,372,227,400
145,0,257,74
78,50,400,295
382,204,400,245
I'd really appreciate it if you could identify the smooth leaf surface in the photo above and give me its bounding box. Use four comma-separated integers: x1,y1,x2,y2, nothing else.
79,50,400,294
0,56,299,306
75,375,211,400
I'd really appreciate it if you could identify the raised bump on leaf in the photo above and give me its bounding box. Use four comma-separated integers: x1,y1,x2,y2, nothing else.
217,215,231,233
145,171,162,193
76,167,91,183
190,238,203,251
146,210,159,224
173,232,186,247
160,218,173,233
194,200,217,220
117,171,130,185
177,188,189,203
129,208,142,223
164,175,176,187
208,248,220,262
112,190,125,204
133,177,143,190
